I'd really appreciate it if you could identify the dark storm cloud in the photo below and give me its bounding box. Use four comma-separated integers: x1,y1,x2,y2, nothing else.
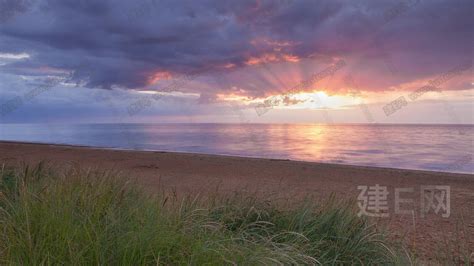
0,0,472,94
0,0,34,23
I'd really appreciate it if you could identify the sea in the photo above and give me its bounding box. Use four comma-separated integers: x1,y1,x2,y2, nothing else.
1,123,473,174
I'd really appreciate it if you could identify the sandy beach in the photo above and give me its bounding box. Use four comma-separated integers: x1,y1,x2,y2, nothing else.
1,141,473,259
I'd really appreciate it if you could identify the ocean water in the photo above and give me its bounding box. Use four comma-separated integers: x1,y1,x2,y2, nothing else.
0,123,472,174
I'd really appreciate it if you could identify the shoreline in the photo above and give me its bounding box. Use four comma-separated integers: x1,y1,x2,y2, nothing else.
1,140,471,176
1,141,473,258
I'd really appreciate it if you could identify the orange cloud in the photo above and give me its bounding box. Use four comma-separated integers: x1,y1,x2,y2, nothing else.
147,71,172,85
250,38,294,48
245,53,300,66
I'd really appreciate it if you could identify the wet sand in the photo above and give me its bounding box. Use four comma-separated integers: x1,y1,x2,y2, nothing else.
1,141,473,260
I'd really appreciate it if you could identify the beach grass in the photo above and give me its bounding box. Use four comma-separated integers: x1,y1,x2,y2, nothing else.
0,163,409,265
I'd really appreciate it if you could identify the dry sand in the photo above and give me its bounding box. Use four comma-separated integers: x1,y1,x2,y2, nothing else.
1,141,473,260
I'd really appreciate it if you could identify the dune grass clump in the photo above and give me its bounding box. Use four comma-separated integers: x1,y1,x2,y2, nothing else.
0,163,405,265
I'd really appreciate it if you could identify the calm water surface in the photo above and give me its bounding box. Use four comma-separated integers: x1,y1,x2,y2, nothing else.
1,123,472,174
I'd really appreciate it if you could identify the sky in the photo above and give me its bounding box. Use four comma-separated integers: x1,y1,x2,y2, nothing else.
0,0,472,124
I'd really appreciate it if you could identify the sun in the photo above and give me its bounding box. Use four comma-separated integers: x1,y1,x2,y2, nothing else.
286,91,363,109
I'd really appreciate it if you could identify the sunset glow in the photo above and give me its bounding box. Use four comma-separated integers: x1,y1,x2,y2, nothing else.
0,2,473,263
0,0,471,124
